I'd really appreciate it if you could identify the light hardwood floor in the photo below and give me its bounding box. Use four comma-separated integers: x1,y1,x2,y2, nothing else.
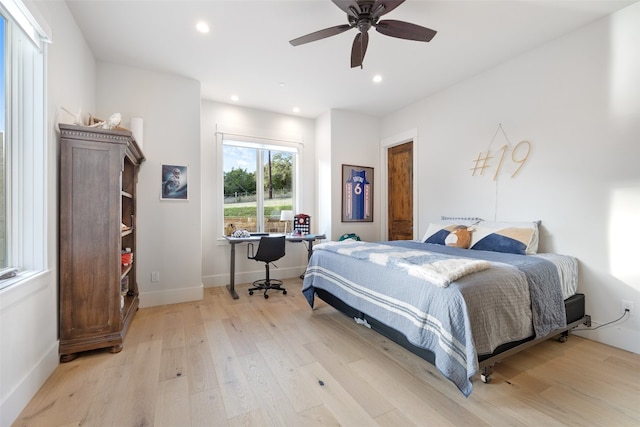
14,278,640,426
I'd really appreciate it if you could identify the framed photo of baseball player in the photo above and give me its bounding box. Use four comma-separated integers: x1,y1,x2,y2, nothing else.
161,164,188,200
342,164,373,222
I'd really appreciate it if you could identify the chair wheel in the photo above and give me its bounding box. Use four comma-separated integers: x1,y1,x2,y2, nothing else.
264,294,269,299
249,291,254,296
283,290,287,295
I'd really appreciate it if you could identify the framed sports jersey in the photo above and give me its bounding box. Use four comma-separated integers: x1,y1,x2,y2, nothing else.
342,164,373,222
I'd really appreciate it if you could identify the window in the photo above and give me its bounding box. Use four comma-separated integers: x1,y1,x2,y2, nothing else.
0,0,49,289
221,134,299,234
1,15,6,270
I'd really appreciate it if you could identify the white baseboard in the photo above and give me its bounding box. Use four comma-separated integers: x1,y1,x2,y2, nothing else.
573,322,640,354
1,341,59,427
202,266,306,288
139,284,204,308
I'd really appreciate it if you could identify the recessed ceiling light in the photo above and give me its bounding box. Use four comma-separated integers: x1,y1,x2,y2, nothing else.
292,107,300,113
230,95,239,102
372,74,383,83
279,82,286,87
196,21,210,34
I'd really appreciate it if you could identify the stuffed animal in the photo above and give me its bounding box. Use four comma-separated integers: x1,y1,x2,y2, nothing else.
231,229,251,238
444,226,472,249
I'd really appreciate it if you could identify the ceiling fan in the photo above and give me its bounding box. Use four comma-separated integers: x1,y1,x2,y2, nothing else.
289,0,437,68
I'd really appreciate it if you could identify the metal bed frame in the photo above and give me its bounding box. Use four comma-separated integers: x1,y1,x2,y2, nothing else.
314,288,590,386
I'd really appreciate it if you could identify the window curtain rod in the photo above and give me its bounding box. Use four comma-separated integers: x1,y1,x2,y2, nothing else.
215,131,304,147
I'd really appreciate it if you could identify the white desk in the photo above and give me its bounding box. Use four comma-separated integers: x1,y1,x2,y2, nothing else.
223,233,326,299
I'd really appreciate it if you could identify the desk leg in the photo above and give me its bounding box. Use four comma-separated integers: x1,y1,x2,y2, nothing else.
307,240,314,261
300,240,315,280
226,241,239,299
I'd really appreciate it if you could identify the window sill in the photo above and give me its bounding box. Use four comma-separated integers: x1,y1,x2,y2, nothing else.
0,269,49,293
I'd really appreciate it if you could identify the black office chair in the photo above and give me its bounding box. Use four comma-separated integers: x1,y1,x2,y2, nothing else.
247,236,286,299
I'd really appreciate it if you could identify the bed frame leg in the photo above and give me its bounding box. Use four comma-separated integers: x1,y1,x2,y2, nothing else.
481,365,494,383
558,331,569,343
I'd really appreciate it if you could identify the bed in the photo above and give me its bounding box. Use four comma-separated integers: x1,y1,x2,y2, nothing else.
301,222,588,396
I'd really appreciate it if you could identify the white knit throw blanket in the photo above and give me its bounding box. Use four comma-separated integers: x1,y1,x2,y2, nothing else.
316,241,490,287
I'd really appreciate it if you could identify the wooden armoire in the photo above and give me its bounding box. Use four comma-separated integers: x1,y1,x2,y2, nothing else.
58,124,145,362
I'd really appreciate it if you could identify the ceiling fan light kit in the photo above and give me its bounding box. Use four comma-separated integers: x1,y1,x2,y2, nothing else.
290,0,437,68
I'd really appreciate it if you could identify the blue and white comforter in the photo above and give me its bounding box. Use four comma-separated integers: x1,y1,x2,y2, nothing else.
302,240,570,396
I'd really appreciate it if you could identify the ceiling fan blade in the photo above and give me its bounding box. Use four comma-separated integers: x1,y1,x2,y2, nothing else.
375,19,437,42
371,0,405,18
350,31,369,69
289,24,353,46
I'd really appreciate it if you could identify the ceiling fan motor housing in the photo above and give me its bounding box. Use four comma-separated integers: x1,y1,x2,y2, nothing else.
348,1,382,32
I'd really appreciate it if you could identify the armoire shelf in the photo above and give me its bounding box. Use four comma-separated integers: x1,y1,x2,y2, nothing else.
58,123,145,362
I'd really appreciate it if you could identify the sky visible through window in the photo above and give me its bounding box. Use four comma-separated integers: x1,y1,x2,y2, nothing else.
223,145,255,173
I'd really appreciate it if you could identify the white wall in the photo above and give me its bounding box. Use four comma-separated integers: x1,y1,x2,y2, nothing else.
0,2,96,425
96,63,204,307
315,110,332,240
200,100,318,287
380,3,640,353
329,110,380,242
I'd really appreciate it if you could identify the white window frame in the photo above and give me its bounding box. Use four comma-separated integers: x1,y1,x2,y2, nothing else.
0,0,50,290
216,127,302,235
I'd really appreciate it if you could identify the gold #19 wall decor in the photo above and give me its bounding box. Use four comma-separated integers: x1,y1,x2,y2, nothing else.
471,124,532,181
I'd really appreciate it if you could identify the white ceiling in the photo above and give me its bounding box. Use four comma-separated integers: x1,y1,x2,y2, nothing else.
65,0,636,119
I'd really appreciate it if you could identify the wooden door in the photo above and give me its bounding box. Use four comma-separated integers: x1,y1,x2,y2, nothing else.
388,142,413,240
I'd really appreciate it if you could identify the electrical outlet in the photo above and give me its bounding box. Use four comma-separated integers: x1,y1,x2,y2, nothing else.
621,300,634,315
151,271,160,282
